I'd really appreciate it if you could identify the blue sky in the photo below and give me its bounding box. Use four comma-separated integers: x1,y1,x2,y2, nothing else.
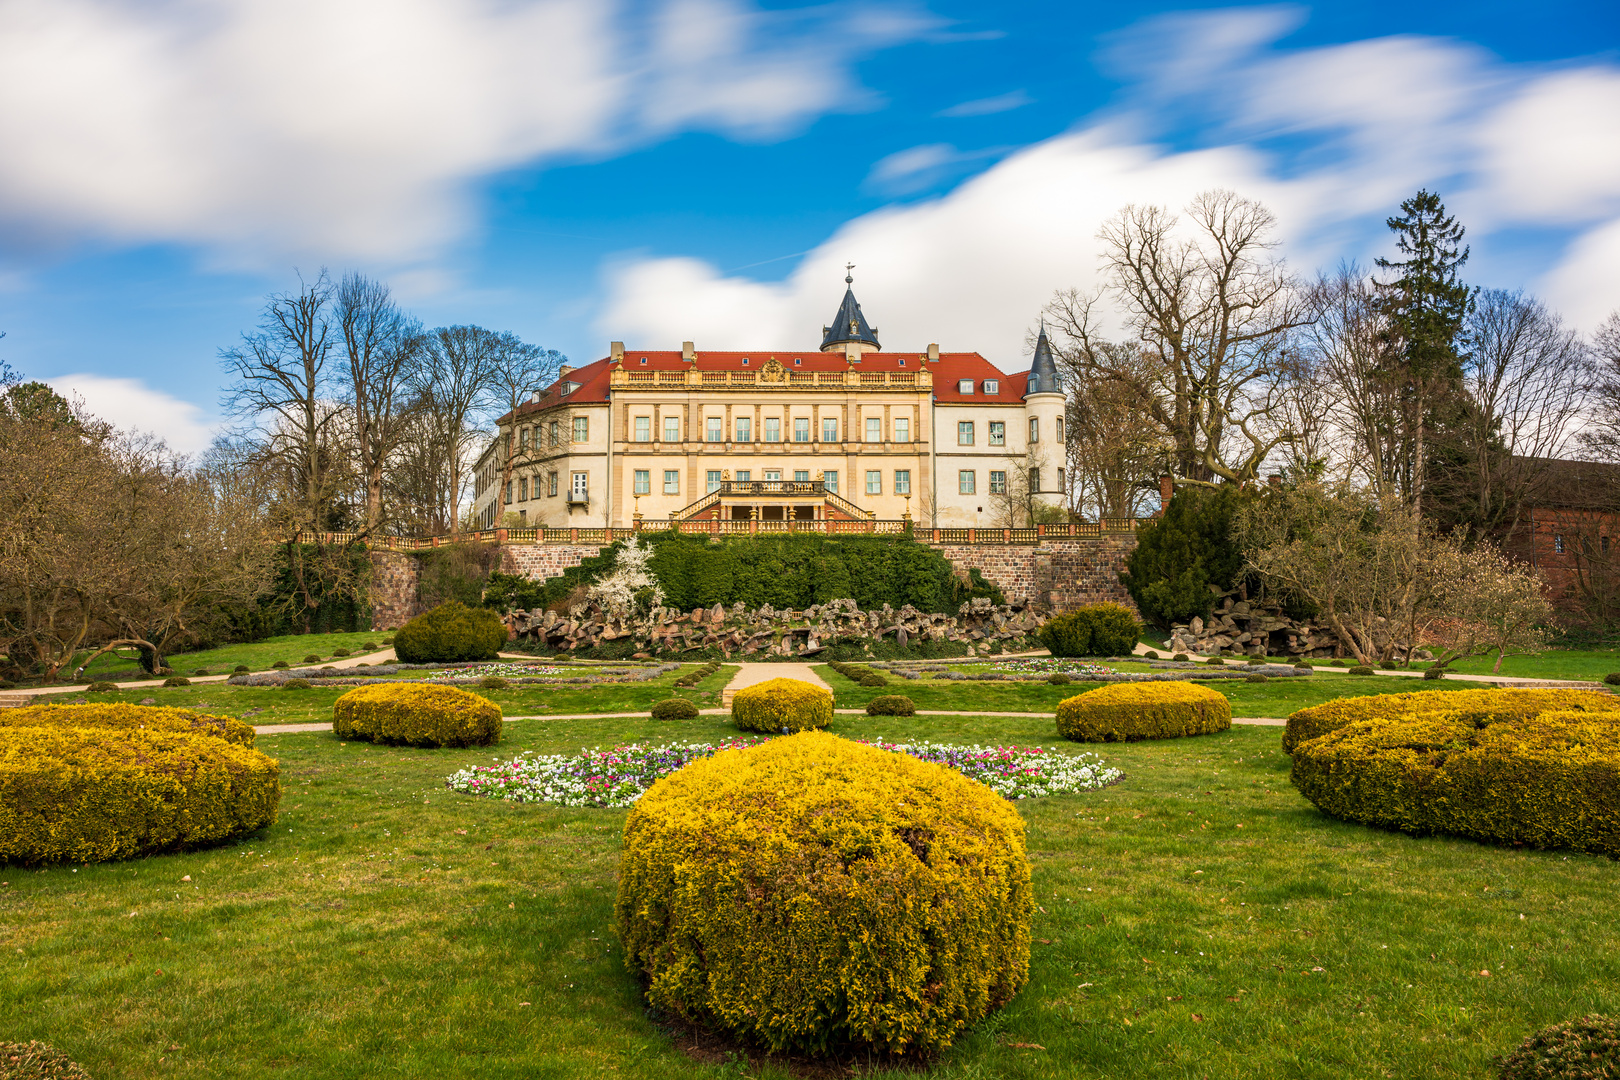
0,0,1616,453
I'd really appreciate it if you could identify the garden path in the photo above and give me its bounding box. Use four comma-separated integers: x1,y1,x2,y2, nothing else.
719,662,833,708
0,646,398,704
252,712,1291,735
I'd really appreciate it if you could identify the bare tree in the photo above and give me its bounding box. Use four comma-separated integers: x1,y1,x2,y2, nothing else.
1048,190,1310,484
1300,267,1403,491
1056,346,1167,518
481,333,565,524
987,444,1057,528
334,273,422,535
1581,310,1620,466
413,326,501,531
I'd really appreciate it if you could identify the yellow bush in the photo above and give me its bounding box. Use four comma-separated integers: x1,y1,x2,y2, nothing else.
332,683,501,747
1055,682,1231,742
1290,708,1620,857
0,727,280,864
1282,687,1620,755
0,702,256,747
730,677,833,734
616,731,1031,1055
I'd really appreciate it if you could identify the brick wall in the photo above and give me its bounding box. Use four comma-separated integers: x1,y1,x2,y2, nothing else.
933,537,1138,614
500,544,606,582
369,550,422,630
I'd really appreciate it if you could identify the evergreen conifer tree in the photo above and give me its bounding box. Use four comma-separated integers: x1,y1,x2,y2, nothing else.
1120,485,1249,629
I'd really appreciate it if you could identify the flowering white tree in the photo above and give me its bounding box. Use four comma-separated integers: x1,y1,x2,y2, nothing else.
584,536,665,618
1430,543,1552,673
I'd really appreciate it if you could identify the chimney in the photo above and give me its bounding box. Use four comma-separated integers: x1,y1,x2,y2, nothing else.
558,365,573,378
610,341,624,363
1158,475,1174,515
682,341,695,361
926,342,939,361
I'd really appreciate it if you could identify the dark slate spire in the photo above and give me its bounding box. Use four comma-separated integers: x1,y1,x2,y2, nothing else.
1027,319,1060,395
820,265,881,352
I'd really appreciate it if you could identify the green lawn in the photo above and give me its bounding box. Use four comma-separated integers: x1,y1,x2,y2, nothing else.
6,714,1618,1078
76,632,398,681
816,665,1484,718
1419,648,1620,682
37,664,737,723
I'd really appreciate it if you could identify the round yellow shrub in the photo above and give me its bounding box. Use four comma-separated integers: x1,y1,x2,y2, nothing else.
1291,708,1620,856
0,702,256,746
1282,687,1620,755
1055,682,1231,742
332,683,501,747
730,677,833,734
616,731,1031,1055
0,727,280,864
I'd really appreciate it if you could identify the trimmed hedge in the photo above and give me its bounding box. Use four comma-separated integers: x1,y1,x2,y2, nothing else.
616,731,1032,1054
651,698,700,721
393,601,507,664
86,682,118,693
1606,673,1620,687
674,662,721,688
0,702,255,747
1056,682,1231,742
1497,1015,1620,1079
0,1040,91,1079
1282,688,1620,755
0,727,280,864
731,677,833,734
1036,603,1141,658
866,695,916,716
1291,708,1620,857
828,660,888,687
332,683,502,748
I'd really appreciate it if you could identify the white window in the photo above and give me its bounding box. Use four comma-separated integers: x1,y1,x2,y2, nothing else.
519,476,528,501
866,470,882,495
765,417,781,442
990,471,1006,494
989,421,1005,446
549,421,560,446
824,470,838,493
822,417,838,442
663,470,679,494
893,416,910,443
794,417,810,442
866,417,882,442
958,379,974,394
1029,417,1039,444
634,416,650,442
1057,467,1066,490
571,472,588,498
706,417,723,442
984,380,999,394
895,470,911,495
504,481,512,505
572,416,588,443
959,470,976,495
764,469,781,482
1555,534,1566,554
663,416,681,442
735,417,752,442
736,470,751,482
707,470,722,493
518,427,528,448
633,469,650,495
1056,417,1065,443
958,421,974,446
1029,468,1040,493
548,472,558,497
794,470,810,482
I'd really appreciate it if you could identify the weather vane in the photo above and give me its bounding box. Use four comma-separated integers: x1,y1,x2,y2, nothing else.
845,262,855,284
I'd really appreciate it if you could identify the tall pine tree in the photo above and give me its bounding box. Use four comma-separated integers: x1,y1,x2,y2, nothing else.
1372,189,1475,512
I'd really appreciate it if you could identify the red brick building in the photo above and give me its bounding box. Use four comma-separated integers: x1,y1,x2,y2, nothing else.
1501,458,1620,621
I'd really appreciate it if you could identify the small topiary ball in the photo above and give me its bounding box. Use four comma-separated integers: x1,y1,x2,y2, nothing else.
1424,667,1447,680
272,660,290,669
1047,673,1071,686
0,1041,91,1079
1246,673,1268,683
1172,654,1190,663
163,676,190,688
479,676,510,690
333,648,351,658
1604,672,1620,687
1247,657,1265,666
1497,1014,1620,1079
1143,650,1160,660
1330,659,1347,667
282,678,312,690
234,665,250,674
333,683,501,747
1205,656,1226,666
303,654,322,664
617,731,1032,1055
651,698,700,721
732,677,833,734
361,642,379,651
86,681,118,693
1348,665,1375,676
193,668,210,677
865,694,916,716
393,602,507,664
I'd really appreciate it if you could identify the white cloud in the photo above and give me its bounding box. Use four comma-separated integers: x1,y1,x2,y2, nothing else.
603,11,1620,360
936,90,1033,118
863,143,1010,195
45,373,219,455
0,0,932,267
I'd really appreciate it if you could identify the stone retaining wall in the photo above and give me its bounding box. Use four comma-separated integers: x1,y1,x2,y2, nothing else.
369,550,421,630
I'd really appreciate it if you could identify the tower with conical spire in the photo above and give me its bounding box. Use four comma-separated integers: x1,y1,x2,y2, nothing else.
820,265,881,354
1026,319,1060,395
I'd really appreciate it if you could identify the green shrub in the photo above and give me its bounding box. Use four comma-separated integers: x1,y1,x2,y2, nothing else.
478,676,510,690
1047,673,1071,686
271,660,289,669
866,695,916,716
731,678,833,734
1348,665,1375,676
1144,650,1159,660
282,679,311,690
1330,659,1347,667
382,637,395,645
673,662,722,688
1056,683,1231,742
1423,666,1447,680
1246,673,1268,683
1205,656,1225,666
361,642,378,651
1605,673,1620,687
0,702,255,746
1173,653,1190,663
1037,603,1142,658
0,727,280,864
0,1040,91,1079
1497,1015,1620,1079
393,601,508,664
1291,708,1620,857
163,676,190,688
1120,484,1251,629
233,664,250,674
651,698,700,721
303,654,322,664
332,683,502,748
86,682,118,693
192,668,210,677
333,648,351,658
1246,657,1265,666
1281,688,1620,755
616,731,1031,1054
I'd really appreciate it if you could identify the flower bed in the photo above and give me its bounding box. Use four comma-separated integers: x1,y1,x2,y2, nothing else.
230,660,679,688
872,658,1291,682
445,737,1122,808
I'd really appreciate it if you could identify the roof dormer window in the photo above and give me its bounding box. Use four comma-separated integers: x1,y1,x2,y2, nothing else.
639,357,647,364
984,379,999,394
793,357,801,365
562,381,579,396
742,357,750,365
898,358,906,367
958,379,974,394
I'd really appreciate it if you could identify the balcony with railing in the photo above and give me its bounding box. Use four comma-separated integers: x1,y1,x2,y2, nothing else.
609,366,930,391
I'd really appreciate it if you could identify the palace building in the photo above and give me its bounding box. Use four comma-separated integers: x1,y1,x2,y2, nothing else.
471,277,1067,530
